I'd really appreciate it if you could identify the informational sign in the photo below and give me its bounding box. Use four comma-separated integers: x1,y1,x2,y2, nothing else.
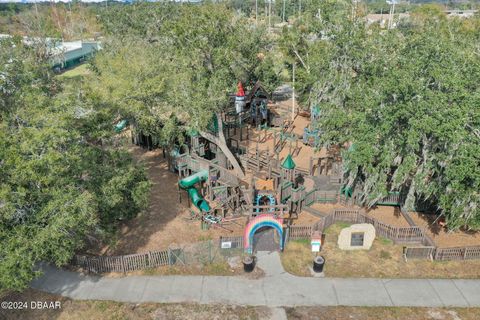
221,241,232,249
311,231,322,252
311,239,321,252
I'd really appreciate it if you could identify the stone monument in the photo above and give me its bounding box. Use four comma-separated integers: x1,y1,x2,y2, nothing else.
337,223,376,250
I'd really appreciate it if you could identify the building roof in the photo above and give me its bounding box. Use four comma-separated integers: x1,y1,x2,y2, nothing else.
246,81,270,103
281,154,296,170
236,81,245,97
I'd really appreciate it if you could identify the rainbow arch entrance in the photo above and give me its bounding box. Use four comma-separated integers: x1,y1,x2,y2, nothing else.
244,214,284,254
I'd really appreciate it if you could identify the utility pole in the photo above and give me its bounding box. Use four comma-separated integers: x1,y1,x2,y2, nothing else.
268,0,272,30
387,0,398,29
282,0,286,23
292,62,296,121
352,0,358,20
256,0,258,25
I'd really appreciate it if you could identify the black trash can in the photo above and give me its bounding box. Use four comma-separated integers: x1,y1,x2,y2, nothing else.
243,256,255,273
313,256,325,273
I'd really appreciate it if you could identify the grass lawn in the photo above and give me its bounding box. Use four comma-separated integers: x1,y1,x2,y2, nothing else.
281,222,480,278
2,289,267,320
3,289,479,320
287,306,480,320
56,64,91,80
131,259,264,279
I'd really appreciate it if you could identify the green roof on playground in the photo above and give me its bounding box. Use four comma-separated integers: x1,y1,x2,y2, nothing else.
188,128,199,137
281,154,296,170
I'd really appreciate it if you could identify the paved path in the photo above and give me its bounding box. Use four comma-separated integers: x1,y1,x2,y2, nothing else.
31,252,480,307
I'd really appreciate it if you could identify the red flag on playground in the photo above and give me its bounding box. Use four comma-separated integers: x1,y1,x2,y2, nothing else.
236,82,245,97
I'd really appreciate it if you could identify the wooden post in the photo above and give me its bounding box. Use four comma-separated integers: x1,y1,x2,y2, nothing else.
267,149,272,179
121,255,126,274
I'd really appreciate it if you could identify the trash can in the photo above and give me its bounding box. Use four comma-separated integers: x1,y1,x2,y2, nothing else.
313,256,325,273
243,256,255,273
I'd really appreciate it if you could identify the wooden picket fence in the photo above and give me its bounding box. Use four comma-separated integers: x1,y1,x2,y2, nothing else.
404,245,480,261
403,246,436,261
315,190,339,203
434,246,480,261
288,225,314,240
73,249,170,274
286,208,425,245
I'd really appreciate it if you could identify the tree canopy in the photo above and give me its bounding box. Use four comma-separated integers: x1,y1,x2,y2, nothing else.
0,38,150,291
1,0,480,294
93,2,283,145
283,2,480,229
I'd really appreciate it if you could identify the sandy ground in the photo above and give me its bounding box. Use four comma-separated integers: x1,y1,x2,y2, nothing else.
308,202,348,215
231,98,339,172
410,212,480,248
291,210,322,225
365,206,411,227
98,147,245,255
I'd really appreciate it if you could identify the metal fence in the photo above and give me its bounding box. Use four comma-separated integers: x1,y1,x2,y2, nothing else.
219,235,244,249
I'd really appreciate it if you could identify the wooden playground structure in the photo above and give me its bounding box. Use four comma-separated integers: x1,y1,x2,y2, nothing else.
122,80,480,261
133,81,349,254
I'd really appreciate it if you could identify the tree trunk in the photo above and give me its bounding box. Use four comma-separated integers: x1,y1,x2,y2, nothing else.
200,113,245,180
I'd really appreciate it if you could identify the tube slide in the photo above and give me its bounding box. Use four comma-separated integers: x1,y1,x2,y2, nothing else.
179,170,210,212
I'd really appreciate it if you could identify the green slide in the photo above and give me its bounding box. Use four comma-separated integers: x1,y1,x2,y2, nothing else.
179,170,210,212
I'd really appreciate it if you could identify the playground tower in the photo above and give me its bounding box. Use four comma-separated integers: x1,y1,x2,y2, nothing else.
281,154,296,183
235,82,246,114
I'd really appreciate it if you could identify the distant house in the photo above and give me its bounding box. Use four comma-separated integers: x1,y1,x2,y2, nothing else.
365,13,410,28
50,40,102,71
366,9,478,28
445,9,478,18
0,34,101,71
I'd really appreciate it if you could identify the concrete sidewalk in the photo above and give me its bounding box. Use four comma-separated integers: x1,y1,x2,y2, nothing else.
31,252,480,307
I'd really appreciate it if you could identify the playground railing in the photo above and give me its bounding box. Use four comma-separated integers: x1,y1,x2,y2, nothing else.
314,190,339,204
248,204,289,216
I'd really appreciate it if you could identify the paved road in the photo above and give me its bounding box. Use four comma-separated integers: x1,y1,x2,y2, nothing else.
31,252,480,307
